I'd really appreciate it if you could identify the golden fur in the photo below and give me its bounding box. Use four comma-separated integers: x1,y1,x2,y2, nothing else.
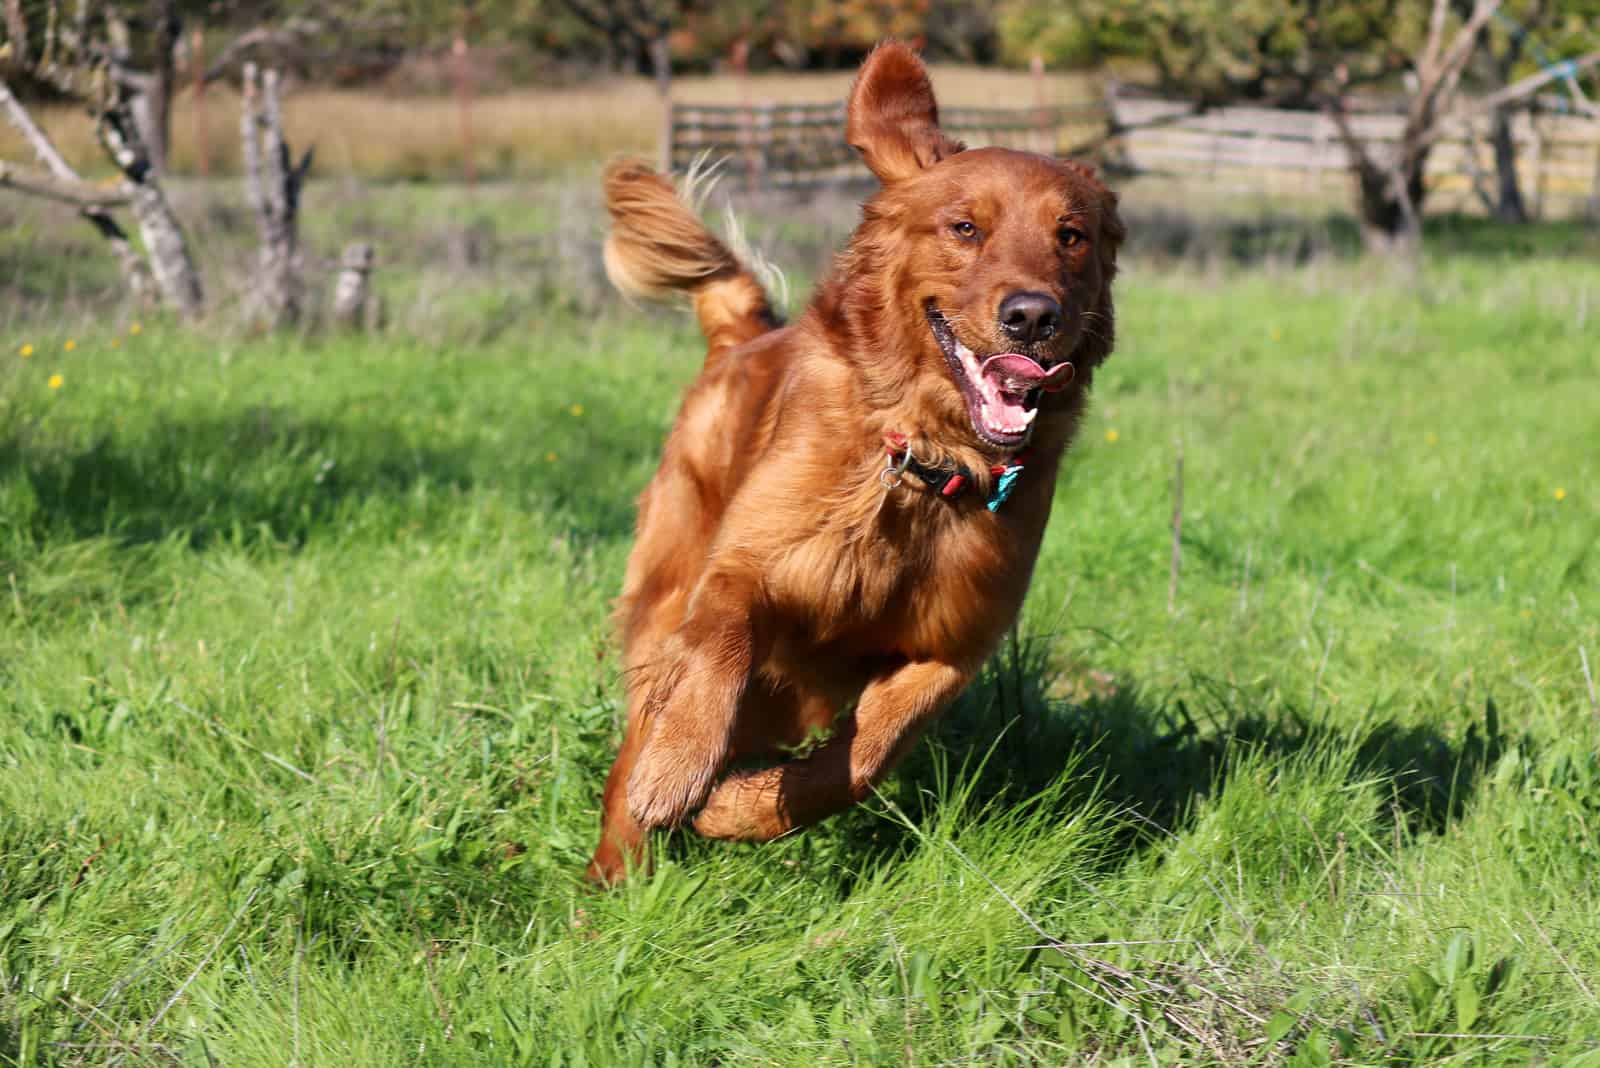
587,42,1124,884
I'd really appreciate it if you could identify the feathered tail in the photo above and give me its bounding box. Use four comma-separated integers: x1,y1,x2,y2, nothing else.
602,158,780,360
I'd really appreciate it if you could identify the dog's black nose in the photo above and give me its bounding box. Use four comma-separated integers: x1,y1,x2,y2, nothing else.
998,291,1062,344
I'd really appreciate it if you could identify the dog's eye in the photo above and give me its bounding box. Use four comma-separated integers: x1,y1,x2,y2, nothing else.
1058,226,1087,248
950,220,979,240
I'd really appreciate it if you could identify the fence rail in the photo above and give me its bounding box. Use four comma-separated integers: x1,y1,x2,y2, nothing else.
668,100,1107,190
665,91,1600,217
1110,96,1600,215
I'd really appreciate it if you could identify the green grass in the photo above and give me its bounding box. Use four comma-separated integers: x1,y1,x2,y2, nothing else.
2,229,1599,1065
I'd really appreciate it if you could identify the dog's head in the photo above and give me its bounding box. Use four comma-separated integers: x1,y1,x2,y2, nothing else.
843,42,1124,452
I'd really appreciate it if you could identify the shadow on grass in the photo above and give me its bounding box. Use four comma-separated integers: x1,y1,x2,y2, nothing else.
805,631,1510,881
0,404,646,554
0,408,476,550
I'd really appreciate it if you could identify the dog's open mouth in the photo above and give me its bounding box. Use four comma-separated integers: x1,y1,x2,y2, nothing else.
926,305,1074,448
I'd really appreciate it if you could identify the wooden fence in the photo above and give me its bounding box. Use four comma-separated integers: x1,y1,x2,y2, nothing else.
1110,96,1600,217
666,92,1600,217
667,99,1106,190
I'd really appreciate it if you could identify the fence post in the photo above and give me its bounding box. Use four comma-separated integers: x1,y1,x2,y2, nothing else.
452,32,475,188
1031,54,1049,154
1103,81,1122,161
1307,113,1327,194
754,102,774,190
1588,139,1600,220
333,241,377,329
732,40,757,191
651,36,672,172
663,100,677,173
1528,111,1545,220
677,107,702,175
190,26,209,177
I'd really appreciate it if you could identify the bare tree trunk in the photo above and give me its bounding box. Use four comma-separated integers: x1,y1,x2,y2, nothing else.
1489,105,1529,222
1328,103,1429,254
98,106,203,318
1473,34,1530,224
120,0,182,175
241,63,311,328
1354,155,1427,253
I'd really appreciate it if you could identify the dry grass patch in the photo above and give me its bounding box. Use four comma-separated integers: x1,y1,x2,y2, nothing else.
0,66,1097,181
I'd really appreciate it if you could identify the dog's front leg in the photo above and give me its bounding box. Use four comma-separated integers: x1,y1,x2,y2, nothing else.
626,569,765,829
692,658,970,841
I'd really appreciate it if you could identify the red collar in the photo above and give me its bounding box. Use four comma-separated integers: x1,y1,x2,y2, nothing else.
882,432,1031,509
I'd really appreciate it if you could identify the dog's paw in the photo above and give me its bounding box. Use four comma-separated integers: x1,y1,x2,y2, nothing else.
625,734,723,828
692,770,785,841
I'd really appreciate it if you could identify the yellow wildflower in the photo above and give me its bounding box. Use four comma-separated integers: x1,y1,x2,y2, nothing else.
569,403,585,417
1104,429,1119,443
129,322,143,335
47,373,63,390
18,343,32,358
1553,487,1567,501
1425,432,1438,446
545,451,558,463
110,338,121,349
1270,327,1283,342
63,339,76,352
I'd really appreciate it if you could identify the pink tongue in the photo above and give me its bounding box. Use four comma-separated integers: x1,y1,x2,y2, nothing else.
980,353,1074,396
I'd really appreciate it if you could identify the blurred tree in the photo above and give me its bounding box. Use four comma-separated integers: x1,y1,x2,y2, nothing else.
1,0,205,314
1470,0,1600,221
998,0,1421,104
545,0,676,74
1,0,209,171
997,0,1599,248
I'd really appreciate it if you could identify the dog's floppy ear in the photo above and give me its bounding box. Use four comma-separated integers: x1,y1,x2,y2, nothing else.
846,41,964,185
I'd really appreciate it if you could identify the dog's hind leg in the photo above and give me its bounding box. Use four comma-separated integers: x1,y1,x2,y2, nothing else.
692,659,970,841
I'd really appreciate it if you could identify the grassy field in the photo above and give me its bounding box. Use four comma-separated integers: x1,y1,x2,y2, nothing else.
2,178,1600,1066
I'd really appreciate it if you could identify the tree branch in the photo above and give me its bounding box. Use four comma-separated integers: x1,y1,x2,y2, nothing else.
1419,48,1600,149
1410,0,1498,131
1420,0,1454,74
1323,98,1382,176
621,0,671,37
0,74,76,175
1,72,152,303
199,18,349,85
1425,0,1500,108
559,0,621,37
0,157,131,206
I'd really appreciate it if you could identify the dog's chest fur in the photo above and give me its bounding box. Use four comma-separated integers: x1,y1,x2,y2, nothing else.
760,461,1055,669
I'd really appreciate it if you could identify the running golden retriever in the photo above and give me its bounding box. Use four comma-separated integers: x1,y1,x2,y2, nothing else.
588,41,1124,883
